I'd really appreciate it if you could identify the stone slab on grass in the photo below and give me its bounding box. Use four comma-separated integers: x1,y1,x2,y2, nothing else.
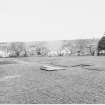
40,65,66,71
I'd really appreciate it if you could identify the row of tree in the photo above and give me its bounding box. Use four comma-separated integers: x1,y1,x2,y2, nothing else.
7,41,97,57
7,42,49,57
1,35,105,57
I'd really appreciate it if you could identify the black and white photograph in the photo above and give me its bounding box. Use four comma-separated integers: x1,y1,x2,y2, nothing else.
0,0,105,104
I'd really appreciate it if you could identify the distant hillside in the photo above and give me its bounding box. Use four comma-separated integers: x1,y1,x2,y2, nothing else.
0,38,99,50
23,38,99,50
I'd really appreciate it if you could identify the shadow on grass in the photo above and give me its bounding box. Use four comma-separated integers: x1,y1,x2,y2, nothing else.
0,60,17,65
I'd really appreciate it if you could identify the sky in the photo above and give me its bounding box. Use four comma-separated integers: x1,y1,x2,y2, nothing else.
0,0,105,42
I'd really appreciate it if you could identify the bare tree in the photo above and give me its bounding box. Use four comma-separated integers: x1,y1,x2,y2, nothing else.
9,42,27,57
87,44,97,56
36,46,48,56
75,40,88,55
62,41,74,55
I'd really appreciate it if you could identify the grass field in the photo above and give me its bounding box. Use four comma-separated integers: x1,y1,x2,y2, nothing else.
0,56,105,103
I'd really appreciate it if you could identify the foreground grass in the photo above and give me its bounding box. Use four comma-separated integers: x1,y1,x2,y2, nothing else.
0,56,105,103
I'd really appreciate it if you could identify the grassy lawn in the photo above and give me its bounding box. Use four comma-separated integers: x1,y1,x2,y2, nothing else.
0,56,105,103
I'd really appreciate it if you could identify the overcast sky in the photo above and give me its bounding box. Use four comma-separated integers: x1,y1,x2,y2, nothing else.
0,0,105,42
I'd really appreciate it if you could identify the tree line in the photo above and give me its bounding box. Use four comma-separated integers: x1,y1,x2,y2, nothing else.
0,35,105,57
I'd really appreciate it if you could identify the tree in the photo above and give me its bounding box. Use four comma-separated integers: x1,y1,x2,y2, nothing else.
75,39,89,55
87,44,96,56
9,42,27,57
97,33,105,56
62,40,74,55
36,46,48,56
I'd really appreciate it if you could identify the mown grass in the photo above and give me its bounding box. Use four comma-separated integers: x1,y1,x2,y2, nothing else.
0,56,105,103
